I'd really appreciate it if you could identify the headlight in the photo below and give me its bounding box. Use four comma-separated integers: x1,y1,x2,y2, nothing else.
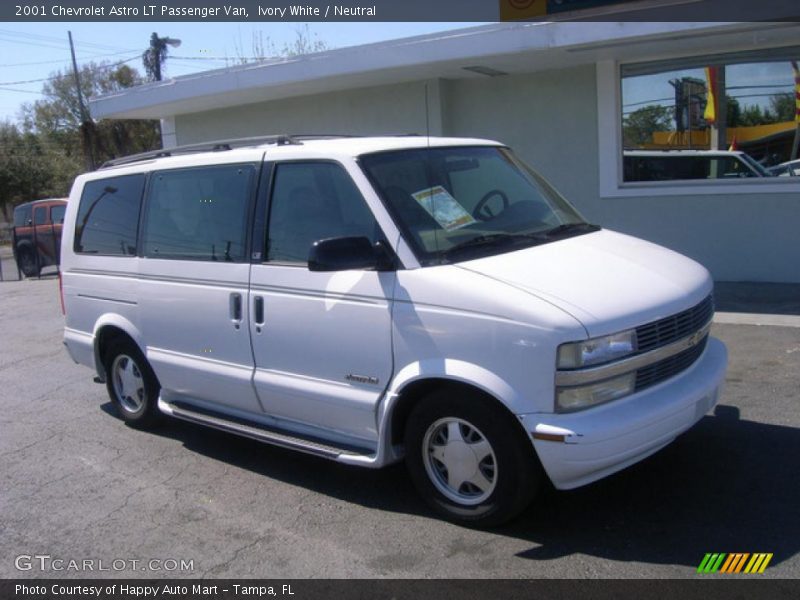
557,330,637,369
556,372,636,412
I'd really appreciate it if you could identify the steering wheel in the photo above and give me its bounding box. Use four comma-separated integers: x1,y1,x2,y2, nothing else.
473,189,509,221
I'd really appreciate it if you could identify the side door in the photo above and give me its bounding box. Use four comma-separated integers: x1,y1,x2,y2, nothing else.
248,160,395,445
32,204,57,267
50,203,66,265
137,162,262,414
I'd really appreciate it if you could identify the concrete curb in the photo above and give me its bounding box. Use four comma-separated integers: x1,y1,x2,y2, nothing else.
714,312,800,328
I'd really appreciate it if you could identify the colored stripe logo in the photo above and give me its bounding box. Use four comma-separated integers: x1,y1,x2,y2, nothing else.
697,553,773,574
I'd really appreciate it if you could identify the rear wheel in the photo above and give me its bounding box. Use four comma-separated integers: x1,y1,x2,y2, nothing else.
104,339,161,429
404,389,540,527
17,247,39,278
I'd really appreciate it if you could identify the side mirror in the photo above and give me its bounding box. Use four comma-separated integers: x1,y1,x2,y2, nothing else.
309,236,385,272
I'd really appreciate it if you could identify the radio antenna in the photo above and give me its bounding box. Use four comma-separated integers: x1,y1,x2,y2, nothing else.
423,82,441,254
424,82,431,142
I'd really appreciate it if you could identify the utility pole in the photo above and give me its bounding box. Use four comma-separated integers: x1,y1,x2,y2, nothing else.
143,33,181,82
68,31,95,171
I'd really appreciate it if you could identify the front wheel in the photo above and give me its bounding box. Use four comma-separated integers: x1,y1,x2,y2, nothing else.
104,339,161,429
405,389,541,527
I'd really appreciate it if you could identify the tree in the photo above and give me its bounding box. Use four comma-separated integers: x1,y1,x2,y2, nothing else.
735,95,794,127
234,25,329,64
0,122,53,222
622,104,673,146
768,93,795,123
23,63,161,173
726,96,742,127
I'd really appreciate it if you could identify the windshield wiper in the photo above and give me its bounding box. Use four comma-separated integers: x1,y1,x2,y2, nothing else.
441,233,524,258
540,223,600,238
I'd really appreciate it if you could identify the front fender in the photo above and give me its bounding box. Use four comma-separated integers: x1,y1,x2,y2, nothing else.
386,359,520,410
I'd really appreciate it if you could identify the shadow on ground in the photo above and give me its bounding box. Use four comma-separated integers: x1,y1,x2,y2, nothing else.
715,282,800,316
101,401,800,570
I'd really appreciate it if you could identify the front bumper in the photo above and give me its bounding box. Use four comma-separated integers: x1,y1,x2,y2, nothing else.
522,336,727,490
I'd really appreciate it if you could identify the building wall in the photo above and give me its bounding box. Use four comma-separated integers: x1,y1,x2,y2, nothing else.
174,80,437,145
443,66,599,218
446,65,798,283
173,65,799,283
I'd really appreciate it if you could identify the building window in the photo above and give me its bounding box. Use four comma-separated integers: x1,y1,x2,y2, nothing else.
620,47,800,183
74,175,145,255
142,165,255,262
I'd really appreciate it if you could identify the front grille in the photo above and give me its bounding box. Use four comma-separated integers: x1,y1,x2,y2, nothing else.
635,335,708,391
631,294,713,392
635,295,713,353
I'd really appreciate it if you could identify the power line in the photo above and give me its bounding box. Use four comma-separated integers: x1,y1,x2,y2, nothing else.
0,49,142,68
0,28,134,53
0,56,142,88
0,87,44,95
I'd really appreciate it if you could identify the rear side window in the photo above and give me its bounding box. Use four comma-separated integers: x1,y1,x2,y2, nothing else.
34,206,48,225
74,175,145,255
142,165,255,262
51,204,66,223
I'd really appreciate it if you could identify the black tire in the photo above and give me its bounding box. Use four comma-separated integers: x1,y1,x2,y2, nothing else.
17,247,39,278
404,389,541,527
104,338,161,429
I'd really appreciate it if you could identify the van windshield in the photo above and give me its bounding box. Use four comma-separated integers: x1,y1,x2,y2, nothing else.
359,146,594,265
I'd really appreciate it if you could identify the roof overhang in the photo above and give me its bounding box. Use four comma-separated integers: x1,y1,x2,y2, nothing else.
89,21,800,120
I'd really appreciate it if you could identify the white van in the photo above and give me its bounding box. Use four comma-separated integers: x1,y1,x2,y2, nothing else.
61,136,727,525
624,149,770,181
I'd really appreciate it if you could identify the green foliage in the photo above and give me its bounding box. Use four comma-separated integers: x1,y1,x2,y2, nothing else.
737,94,795,127
2,61,163,210
25,62,161,163
0,122,55,221
768,93,794,123
726,96,741,127
622,104,673,147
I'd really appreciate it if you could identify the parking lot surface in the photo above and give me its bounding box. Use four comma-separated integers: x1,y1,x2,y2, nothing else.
1,274,798,579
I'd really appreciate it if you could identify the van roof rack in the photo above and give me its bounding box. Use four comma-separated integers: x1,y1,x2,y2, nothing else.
99,135,301,169
98,134,362,169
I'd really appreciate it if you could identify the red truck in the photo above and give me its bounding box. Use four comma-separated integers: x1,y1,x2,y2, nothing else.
12,198,67,278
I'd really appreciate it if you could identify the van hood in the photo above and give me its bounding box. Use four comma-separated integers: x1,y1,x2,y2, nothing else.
455,228,712,337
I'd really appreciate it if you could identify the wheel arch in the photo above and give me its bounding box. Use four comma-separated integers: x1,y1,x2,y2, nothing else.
92,315,146,382
384,362,530,449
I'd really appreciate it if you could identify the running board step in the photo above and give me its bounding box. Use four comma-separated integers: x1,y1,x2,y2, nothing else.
160,400,371,461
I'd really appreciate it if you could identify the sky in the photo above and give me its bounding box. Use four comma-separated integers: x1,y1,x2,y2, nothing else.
622,62,796,120
0,22,485,123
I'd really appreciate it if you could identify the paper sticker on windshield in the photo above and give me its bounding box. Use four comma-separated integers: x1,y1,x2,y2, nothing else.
411,186,476,231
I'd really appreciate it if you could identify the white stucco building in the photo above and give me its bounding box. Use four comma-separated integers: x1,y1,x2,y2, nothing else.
89,21,800,283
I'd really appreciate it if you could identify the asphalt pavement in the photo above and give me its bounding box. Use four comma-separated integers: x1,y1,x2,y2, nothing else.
1,274,798,579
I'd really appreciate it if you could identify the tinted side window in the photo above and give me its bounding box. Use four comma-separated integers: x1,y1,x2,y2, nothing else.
267,162,380,264
14,205,32,227
74,175,145,255
51,204,66,223
34,206,48,225
142,165,254,262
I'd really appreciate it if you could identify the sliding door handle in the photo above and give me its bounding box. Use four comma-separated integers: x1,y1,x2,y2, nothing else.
230,293,242,324
254,296,265,326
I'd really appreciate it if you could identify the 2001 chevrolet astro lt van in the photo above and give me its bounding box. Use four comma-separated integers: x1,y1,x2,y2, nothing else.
61,135,727,525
